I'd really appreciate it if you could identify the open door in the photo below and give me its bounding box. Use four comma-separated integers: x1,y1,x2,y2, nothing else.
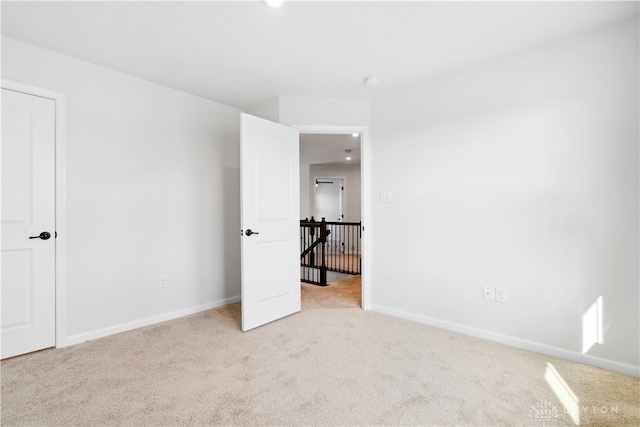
240,113,300,331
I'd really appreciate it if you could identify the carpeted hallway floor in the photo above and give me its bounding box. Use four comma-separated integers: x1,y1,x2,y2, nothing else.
1,276,639,426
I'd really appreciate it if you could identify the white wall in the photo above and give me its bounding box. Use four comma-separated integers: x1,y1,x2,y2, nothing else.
279,96,371,126
2,37,242,343
245,97,279,123
371,19,639,375
300,162,311,219
309,163,361,222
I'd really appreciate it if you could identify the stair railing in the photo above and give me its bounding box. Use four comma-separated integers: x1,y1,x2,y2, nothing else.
300,217,330,286
300,217,362,286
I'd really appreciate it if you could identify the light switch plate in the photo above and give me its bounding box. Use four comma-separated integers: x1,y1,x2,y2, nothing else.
483,286,495,301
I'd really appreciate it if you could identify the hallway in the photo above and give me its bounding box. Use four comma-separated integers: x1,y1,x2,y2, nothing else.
301,275,361,309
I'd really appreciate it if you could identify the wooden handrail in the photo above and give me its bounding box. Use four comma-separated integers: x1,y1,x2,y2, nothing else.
300,230,331,259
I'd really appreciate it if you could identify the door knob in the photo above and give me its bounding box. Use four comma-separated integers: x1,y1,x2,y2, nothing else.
29,231,51,240
245,229,259,236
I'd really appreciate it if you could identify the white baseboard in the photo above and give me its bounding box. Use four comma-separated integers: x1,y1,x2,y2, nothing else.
64,296,241,347
371,304,639,378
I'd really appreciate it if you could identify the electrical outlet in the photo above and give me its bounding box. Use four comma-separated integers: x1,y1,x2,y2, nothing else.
160,275,167,288
483,286,495,301
496,287,508,303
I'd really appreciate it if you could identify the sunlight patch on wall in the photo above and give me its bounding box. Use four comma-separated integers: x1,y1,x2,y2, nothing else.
582,296,603,353
545,362,580,425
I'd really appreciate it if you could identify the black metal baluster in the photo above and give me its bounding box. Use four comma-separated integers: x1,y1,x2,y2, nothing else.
339,224,342,273
350,224,352,273
353,224,356,274
332,223,336,272
346,224,349,273
343,224,347,273
338,224,341,272
345,224,348,273
328,223,331,272
331,223,336,272
348,224,351,273
358,222,361,274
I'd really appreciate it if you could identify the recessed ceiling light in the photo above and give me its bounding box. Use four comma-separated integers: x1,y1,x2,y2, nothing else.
346,157,352,161
352,133,359,137
265,0,284,8
364,75,380,87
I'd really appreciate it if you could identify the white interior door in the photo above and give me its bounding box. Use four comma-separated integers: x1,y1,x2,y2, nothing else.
240,113,300,331
1,88,56,359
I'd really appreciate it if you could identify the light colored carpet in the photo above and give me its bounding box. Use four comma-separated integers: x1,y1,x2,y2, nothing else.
2,276,639,426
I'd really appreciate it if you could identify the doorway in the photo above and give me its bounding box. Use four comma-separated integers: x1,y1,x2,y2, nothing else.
297,127,371,310
239,116,371,331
